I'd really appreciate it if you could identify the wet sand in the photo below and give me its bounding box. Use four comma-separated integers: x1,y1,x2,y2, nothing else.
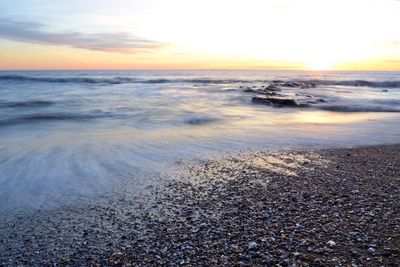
0,144,399,266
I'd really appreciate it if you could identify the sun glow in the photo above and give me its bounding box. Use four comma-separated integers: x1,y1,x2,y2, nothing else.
0,0,400,70
132,0,399,70
306,59,336,71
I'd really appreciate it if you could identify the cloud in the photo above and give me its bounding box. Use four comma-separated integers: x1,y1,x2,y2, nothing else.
0,18,163,53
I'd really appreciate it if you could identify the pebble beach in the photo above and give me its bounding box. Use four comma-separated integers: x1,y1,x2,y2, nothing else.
1,144,399,266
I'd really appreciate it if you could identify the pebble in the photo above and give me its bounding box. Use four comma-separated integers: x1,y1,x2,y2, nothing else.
248,242,258,250
1,145,399,266
368,247,376,254
327,240,336,247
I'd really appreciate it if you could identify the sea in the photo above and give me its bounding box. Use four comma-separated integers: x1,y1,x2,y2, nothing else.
1,70,400,213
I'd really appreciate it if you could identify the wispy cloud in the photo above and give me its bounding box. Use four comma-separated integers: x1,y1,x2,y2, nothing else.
0,18,163,53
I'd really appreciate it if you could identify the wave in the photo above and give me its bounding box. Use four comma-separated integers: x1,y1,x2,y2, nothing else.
302,79,400,88
0,112,114,127
373,99,400,105
0,75,128,84
317,105,400,113
1,74,400,88
0,75,244,85
0,100,54,108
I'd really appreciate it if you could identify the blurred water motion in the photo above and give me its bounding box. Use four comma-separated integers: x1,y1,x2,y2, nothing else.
1,70,399,213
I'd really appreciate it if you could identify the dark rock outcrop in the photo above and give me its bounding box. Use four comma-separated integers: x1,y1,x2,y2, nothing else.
252,97,305,107
244,85,281,96
244,86,281,96
244,82,325,108
272,80,316,89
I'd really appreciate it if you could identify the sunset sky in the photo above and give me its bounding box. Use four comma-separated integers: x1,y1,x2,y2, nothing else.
0,0,399,70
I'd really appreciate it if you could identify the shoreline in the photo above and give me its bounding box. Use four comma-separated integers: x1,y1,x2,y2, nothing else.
1,144,399,266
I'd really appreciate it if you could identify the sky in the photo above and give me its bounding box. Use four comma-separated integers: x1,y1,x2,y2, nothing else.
0,0,399,70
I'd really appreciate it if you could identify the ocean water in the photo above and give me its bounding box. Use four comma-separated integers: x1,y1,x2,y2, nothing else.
1,70,400,213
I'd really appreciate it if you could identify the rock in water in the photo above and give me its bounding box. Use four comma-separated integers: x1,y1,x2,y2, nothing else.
252,97,302,107
265,84,281,91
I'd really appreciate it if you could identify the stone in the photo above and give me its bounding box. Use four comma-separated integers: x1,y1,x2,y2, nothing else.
252,97,301,107
326,240,336,247
248,242,258,250
368,247,376,254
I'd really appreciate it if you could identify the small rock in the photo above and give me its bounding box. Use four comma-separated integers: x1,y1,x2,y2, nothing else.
327,240,336,247
368,247,376,254
248,241,258,250
312,258,323,266
351,189,360,194
260,212,269,221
